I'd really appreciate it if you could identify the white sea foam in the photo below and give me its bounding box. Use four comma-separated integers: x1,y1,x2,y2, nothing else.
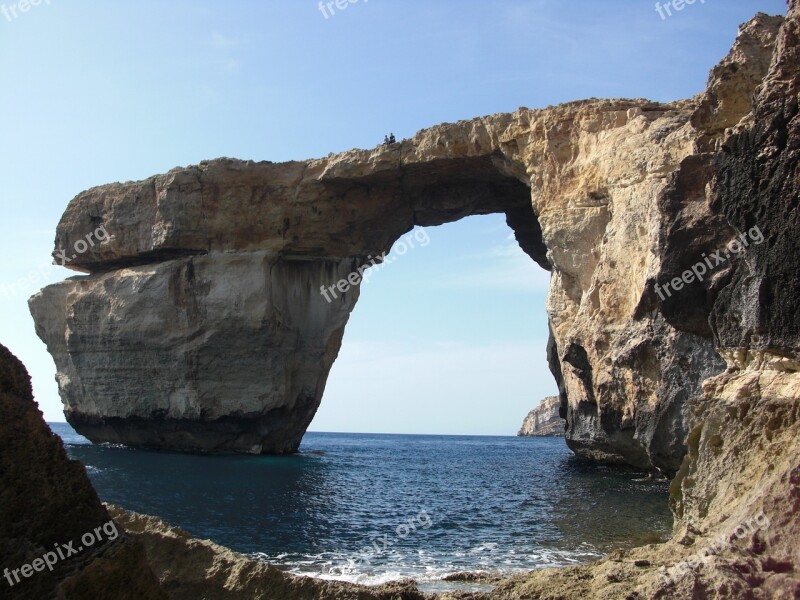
248,544,604,593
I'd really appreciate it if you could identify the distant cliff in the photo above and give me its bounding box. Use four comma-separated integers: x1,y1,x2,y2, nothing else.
518,396,564,437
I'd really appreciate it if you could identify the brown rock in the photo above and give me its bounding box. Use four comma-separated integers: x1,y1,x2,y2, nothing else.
108,506,432,600
0,343,167,600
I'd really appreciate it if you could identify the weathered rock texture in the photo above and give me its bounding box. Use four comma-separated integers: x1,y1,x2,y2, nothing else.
447,2,800,598
28,13,782,478
115,6,800,597
0,343,167,600
517,396,563,436
30,253,359,454
14,3,800,598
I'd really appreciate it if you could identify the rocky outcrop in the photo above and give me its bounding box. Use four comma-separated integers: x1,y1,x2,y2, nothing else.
28,14,781,477
108,507,430,600
0,343,167,600
12,4,800,597
30,253,359,454
517,396,563,436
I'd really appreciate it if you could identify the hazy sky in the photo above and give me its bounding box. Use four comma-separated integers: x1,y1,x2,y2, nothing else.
0,0,786,435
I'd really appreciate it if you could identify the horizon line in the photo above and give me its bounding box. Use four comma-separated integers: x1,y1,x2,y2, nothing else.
46,421,540,439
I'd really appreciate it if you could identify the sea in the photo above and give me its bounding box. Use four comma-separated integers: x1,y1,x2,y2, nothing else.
50,423,672,594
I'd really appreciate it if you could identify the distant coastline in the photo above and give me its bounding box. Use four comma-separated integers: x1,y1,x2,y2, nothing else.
518,396,565,437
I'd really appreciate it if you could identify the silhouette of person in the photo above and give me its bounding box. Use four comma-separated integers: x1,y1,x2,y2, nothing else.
389,133,396,144
384,135,390,145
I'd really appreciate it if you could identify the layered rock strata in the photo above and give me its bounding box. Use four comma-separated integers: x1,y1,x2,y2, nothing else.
29,14,782,477
517,396,563,436
15,3,799,599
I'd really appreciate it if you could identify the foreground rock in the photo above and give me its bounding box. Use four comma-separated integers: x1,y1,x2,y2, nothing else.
0,343,166,600
517,396,563,436
0,341,435,599
28,12,784,473
108,507,430,600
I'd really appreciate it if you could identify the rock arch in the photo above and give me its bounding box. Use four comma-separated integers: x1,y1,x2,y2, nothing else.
30,16,781,471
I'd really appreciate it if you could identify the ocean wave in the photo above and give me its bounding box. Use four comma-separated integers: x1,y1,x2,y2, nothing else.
248,544,604,591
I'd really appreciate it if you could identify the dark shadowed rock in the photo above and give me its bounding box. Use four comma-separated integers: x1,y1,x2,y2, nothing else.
0,343,167,600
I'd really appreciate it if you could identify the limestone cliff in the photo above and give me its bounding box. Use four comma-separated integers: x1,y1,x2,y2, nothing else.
471,3,800,597
517,396,563,436
28,14,782,477
12,3,800,598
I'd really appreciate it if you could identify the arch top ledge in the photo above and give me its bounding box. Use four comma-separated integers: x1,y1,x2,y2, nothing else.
50,98,683,274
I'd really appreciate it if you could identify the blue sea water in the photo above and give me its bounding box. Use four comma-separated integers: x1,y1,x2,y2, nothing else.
50,423,672,593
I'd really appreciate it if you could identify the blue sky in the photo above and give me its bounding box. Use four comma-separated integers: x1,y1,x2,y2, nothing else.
0,0,786,434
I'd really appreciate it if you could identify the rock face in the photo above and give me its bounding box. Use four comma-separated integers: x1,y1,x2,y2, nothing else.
28,14,782,476
517,396,563,436
479,3,800,597
30,253,359,454
0,343,167,600
13,4,800,598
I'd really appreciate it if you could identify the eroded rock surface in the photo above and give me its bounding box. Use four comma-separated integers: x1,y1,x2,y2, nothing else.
29,13,781,476
31,254,359,454
14,3,800,598
454,3,800,597
517,396,563,436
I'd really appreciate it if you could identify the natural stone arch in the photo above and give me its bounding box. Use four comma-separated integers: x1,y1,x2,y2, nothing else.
31,57,775,471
